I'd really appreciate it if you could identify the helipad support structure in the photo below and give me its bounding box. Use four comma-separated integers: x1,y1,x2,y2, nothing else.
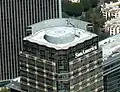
20,19,103,92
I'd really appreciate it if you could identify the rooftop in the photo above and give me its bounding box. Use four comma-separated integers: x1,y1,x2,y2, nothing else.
101,1,120,12
99,33,120,59
44,27,75,44
102,1,120,8
28,18,91,34
24,19,96,50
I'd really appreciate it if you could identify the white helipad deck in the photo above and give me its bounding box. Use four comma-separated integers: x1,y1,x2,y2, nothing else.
24,26,96,50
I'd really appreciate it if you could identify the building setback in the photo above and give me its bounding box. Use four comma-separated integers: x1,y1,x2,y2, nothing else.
0,0,62,81
99,34,120,92
19,19,103,92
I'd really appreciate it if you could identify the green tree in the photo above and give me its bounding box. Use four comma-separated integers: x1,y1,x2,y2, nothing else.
90,0,99,8
62,1,83,17
81,0,91,11
72,3,84,16
82,6,109,40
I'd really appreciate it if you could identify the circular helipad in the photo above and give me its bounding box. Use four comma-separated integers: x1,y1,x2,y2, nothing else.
44,27,75,44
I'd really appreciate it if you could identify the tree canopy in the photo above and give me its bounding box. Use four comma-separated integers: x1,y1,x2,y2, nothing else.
62,2,83,17
62,0,109,40
90,0,99,8
81,0,91,11
62,0,99,17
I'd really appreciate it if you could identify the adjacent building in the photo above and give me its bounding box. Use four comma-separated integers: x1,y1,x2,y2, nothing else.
0,0,62,81
20,19,103,92
99,34,120,92
104,17,120,36
101,1,120,20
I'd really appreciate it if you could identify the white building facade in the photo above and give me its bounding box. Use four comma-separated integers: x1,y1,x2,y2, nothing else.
105,17,120,35
101,1,120,20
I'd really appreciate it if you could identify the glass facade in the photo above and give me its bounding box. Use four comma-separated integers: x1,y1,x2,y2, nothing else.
20,36,103,92
0,0,61,81
104,53,120,92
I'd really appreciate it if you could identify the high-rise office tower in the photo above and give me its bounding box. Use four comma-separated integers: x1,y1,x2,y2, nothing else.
99,34,120,92
0,0,62,81
19,19,103,92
